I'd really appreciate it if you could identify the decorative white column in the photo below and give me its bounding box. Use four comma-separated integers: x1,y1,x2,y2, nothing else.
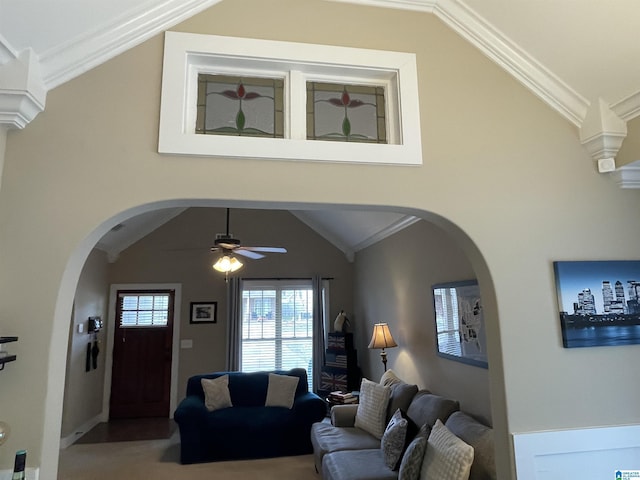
0,48,47,129
611,159,640,188
579,97,627,173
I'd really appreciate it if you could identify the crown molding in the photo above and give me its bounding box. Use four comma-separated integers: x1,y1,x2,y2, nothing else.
579,98,627,167
330,0,590,127
435,0,589,127
0,90,44,129
327,0,437,12
0,49,46,129
0,33,18,65
291,211,419,262
39,0,223,90
335,0,636,170
290,211,355,262
352,215,421,252
610,90,640,122
611,160,640,189
0,0,633,155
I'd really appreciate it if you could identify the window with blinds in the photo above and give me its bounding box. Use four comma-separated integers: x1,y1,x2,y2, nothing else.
117,292,171,327
240,280,315,386
433,286,462,357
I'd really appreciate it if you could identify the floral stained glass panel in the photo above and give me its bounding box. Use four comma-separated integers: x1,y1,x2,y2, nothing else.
196,74,284,138
307,82,386,143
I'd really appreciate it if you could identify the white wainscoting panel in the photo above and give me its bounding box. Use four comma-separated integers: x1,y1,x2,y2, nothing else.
513,424,640,480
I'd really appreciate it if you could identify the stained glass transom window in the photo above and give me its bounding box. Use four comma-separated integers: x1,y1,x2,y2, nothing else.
196,75,284,138
307,82,386,143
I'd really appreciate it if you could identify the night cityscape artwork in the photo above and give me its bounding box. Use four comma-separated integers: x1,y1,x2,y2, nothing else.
554,261,640,348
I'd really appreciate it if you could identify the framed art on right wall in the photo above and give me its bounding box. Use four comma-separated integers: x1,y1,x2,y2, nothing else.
553,260,640,348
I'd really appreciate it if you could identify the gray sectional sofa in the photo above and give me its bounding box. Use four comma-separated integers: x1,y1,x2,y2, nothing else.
310,371,496,480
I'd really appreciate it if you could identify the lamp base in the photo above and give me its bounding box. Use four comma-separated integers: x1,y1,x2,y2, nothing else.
380,349,388,372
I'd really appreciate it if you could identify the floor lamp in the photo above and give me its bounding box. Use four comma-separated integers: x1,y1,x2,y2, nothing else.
368,323,397,372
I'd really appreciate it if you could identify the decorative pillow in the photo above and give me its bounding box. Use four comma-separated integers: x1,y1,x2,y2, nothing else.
380,368,403,387
201,375,233,411
265,373,299,409
398,424,431,480
354,378,391,439
382,408,409,470
419,419,474,480
387,381,419,423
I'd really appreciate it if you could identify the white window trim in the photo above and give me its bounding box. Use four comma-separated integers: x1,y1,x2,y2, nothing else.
240,279,315,387
158,32,422,165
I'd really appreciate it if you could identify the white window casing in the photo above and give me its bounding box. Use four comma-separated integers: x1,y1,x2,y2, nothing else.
158,32,422,165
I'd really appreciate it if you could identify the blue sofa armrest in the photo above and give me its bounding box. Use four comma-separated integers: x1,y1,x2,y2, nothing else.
291,391,327,422
174,394,211,464
175,395,208,423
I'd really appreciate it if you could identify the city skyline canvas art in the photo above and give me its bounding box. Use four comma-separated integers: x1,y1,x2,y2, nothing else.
553,260,640,348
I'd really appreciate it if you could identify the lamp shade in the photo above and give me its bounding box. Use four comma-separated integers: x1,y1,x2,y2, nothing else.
368,323,398,349
213,255,243,273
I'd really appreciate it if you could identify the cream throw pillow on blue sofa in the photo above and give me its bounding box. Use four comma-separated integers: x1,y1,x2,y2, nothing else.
201,375,233,411
265,373,299,409
355,378,391,439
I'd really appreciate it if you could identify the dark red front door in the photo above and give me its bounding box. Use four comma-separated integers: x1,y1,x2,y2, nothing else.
110,290,174,418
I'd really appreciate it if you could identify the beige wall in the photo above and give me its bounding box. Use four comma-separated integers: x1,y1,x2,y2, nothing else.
0,0,639,478
61,249,109,437
354,220,491,425
108,207,354,397
0,127,6,189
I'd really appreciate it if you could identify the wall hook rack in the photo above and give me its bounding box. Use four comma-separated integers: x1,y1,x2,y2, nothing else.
0,337,18,371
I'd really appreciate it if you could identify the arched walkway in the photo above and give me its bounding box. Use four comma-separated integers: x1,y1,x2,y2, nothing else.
43,199,507,478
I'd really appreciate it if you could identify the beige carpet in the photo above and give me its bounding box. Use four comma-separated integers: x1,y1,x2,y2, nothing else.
58,432,320,480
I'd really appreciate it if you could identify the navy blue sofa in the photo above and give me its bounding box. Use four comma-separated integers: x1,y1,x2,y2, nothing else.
174,368,327,464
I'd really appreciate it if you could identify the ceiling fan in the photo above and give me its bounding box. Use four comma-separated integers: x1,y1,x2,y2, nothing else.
211,208,287,261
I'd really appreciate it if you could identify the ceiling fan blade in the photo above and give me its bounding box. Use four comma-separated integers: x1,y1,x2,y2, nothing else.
242,247,287,253
235,249,265,259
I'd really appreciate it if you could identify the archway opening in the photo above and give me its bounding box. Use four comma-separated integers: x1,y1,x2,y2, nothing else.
46,199,506,478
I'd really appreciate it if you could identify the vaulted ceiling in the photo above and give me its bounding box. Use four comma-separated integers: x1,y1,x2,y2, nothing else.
3,0,639,148
1,0,639,257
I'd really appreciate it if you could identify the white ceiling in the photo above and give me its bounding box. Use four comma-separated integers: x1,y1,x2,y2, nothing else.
2,0,639,258
462,0,640,108
94,206,420,263
2,0,639,125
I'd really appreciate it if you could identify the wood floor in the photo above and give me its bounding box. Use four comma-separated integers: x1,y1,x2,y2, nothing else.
75,417,177,444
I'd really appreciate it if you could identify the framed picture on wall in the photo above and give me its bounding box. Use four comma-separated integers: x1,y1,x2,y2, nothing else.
553,260,640,348
432,280,488,368
190,301,217,324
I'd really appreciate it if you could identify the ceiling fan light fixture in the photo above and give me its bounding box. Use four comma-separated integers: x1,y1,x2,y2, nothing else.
213,254,243,273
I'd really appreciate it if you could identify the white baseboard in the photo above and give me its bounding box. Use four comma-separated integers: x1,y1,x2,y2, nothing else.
59,414,103,449
513,424,640,480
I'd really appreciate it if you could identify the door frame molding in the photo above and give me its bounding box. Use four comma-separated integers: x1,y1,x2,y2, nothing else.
102,283,182,420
